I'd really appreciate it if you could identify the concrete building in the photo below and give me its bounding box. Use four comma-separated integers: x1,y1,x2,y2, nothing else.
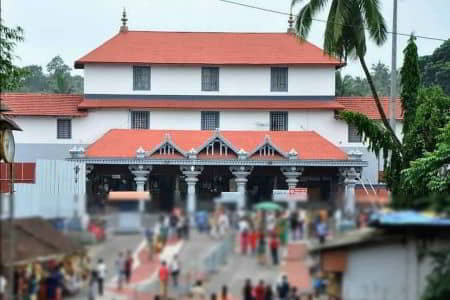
1,15,403,216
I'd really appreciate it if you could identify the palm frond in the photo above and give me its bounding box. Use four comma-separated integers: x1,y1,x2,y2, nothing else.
359,0,387,45
295,5,313,39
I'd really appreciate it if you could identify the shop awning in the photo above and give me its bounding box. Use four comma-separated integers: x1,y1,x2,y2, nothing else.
108,191,150,201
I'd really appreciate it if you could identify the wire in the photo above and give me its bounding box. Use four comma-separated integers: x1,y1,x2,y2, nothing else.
218,0,448,42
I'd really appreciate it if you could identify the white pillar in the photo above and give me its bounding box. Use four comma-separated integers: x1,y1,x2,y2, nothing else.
341,167,359,218
181,166,203,216
281,166,303,211
129,165,152,213
230,166,253,210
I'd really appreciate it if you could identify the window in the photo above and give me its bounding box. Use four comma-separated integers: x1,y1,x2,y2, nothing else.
348,124,362,143
57,119,72,139
270,112,288,131
201,67,219,91
201,111,220,130
271,67,288,91
133,66,151,90
131,111,149,129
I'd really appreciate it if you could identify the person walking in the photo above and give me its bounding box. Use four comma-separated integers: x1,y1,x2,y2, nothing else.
242,278,253,300
125,250,134,284
220,285,230,300
88,276,97,300
115,252,125,290
170,255,180,287
28,273,38,300
316,218,328,244
145,227,154,260
277,275,290,300
269,233,280,265
254,280,266,300
290,211,298,241
258,232,267,265
264,284,274,300
96,258,106,296
0,273,6,300
158,261,169,300
250,229,258,255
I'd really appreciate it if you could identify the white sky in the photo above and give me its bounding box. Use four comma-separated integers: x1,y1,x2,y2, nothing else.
2,0,449,77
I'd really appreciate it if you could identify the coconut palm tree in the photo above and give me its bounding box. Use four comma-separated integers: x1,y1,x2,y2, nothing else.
291,0,402,148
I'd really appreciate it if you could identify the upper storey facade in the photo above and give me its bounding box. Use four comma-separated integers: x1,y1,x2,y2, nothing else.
75,31,342,97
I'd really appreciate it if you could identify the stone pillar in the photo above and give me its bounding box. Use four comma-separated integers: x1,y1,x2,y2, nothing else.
129,165,152,213
340,167,360,218
230,166,253,210
180,166,204,216
281,166,303,211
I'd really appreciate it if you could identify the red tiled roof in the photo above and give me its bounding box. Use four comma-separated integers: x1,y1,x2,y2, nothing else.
78,99,345,110
1,93,86,117
337,96,403,120
75,31,342,68
86,129,348,160
356,186,390,206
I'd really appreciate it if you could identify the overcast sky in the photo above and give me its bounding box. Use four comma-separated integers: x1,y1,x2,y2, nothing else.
3,0,449,77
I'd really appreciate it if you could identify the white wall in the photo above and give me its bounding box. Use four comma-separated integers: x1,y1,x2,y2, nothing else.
84,64,335,96
150,110,201,130
342,239,450,300
220,110,270,131
11,109,129,144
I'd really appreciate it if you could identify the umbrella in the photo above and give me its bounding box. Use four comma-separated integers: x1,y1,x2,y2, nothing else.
253,202,283,211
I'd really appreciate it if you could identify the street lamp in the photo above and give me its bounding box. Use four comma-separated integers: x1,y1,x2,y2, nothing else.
0,101,22,299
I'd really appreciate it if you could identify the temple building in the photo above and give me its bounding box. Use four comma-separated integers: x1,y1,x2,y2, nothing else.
1,13,402,217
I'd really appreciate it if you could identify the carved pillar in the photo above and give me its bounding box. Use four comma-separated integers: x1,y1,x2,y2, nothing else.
180,166,204,215
230,166,253,210
129,165,152,212
340,167,360,218
281,166,303,211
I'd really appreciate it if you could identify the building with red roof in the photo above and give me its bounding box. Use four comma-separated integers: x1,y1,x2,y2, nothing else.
4,12,402,215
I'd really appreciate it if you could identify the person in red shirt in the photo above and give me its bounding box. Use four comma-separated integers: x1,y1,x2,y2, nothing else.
254,280,266,300
241,229,249,255
269,234,279,265
158,261,169,300
124,250,133,284
250,230,258,255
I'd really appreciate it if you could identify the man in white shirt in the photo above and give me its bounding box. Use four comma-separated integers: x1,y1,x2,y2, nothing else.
96,258,107,296
0,274,6,300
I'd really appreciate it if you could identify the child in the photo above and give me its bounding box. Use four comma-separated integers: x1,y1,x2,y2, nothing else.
88,277,97,300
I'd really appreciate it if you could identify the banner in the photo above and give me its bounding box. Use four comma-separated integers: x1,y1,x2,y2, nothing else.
273,188,308,202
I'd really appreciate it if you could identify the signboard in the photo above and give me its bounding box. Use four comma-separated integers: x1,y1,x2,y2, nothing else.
214,192,241,203
273,188,308,202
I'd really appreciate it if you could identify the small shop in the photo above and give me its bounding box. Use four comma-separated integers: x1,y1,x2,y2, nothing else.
0,217,86,299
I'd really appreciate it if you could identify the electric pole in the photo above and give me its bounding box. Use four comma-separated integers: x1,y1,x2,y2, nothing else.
389,0,398,135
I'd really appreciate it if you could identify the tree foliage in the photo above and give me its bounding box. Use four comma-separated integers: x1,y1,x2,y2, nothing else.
336,62,400,97
12,56,83,94
0,20,26,90
419,39,450,95
291,0,401,148
421,249,450,300
400,35,421,134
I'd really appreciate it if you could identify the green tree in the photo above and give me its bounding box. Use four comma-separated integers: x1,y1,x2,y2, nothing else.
17,65,49,92
0,20,26,90
401,35,421,134
47,55,74,93
291,0,401,149
419,39,450,95
421,249,450,300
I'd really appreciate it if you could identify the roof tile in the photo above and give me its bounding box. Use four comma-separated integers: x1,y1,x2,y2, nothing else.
86,129,348,160
337,96,403,120
75,31,342,67
1,93,86,117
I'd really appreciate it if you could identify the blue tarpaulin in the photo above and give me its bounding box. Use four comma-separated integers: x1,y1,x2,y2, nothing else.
370,210,450,226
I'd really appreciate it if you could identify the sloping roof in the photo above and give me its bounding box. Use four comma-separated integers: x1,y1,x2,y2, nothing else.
75,31,342,68
355,185,390,206
1,217,83,266
78,99,345,110
337,96,403,120
1,93,86,117
85,129,348,160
